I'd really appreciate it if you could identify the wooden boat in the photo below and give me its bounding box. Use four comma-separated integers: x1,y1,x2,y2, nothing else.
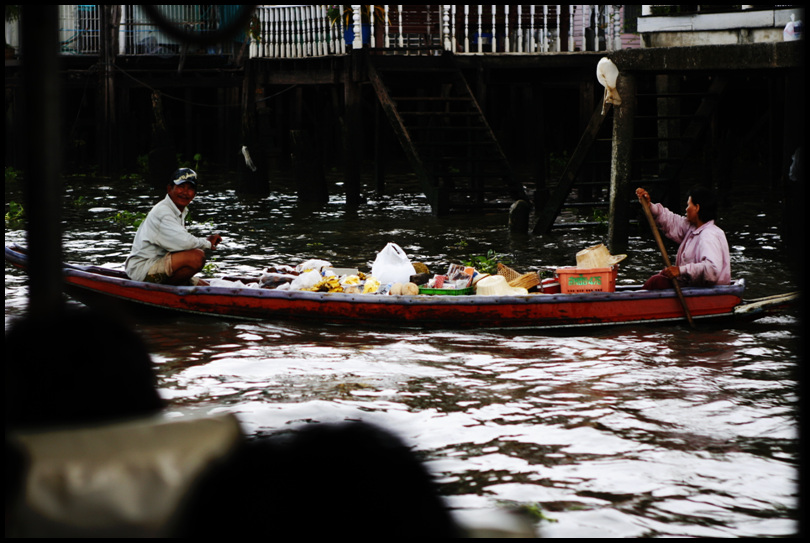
5,243,797,330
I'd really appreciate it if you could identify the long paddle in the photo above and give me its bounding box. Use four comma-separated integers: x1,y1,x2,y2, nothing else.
638,195,695,328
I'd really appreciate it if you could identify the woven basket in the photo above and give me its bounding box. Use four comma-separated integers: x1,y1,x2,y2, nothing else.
510,272,540,290
497,263,520,282
497,263,540,290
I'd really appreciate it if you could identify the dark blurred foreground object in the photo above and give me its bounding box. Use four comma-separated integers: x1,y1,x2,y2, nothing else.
7,417,464,538
7,414,242,538
5,307,165,430
175,421,462,538
4,306,224,537
5,308,462,537
5,307,526,537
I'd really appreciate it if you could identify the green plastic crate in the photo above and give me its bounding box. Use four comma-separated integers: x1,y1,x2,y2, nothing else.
418,287,474,296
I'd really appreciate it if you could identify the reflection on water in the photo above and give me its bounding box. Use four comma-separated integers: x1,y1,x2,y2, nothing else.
4,173,801,537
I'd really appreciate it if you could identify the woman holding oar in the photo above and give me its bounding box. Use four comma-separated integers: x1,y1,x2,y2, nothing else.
636,185,731,291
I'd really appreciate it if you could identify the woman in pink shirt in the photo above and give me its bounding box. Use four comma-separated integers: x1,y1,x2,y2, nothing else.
636,186,731,290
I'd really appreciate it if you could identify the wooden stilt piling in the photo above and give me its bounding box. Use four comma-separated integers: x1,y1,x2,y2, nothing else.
343,52,363,206
291,129,328,203
608,72,635,255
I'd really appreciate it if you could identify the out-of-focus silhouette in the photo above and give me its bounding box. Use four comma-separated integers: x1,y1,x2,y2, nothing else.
5,307,461,537
5,307,164,430
175,421,461,537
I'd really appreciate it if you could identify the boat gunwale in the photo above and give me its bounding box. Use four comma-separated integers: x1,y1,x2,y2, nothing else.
6,243,747,308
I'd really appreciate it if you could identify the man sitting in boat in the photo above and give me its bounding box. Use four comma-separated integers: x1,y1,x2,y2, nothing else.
636,186,731,290
125,168,222,286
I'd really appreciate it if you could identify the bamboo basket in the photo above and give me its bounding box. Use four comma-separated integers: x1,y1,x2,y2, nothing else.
497,263,540,290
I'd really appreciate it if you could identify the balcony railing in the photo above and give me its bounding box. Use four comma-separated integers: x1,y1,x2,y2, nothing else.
5,5,798,60
250,5,640,59
6,5,638,59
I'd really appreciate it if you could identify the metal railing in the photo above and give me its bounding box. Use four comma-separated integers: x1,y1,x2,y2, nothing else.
57,5,101,55
54,5,244,56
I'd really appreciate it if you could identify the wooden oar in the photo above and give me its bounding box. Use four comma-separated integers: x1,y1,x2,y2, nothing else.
639,196,695,328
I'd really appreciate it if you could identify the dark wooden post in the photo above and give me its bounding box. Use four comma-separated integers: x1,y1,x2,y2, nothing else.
184,88,194,163
578,80,596,203
289,87,328,203
98,5,121,176
374,101,386,194
509,200,531,234
216,87,236,168
291,129,328,203
531,82,548,209
656,74,681,209
608,72,635,255
343,51,363,206
238,60,269,196
21,5,64,318
780,67,805,257
148,91,176,189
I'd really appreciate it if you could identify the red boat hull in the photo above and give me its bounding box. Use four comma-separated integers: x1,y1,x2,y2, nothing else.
6,244,745,329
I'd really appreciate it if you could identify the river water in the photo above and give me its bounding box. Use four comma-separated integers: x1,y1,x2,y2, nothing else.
4,171,802,537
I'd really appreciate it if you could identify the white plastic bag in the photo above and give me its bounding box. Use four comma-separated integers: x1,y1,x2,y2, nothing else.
783,14,803,41
371,243,416,285
296,259,332,273
289,269,322,291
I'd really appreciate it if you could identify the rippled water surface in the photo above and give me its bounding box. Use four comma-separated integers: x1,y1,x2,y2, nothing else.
5,173,802,537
